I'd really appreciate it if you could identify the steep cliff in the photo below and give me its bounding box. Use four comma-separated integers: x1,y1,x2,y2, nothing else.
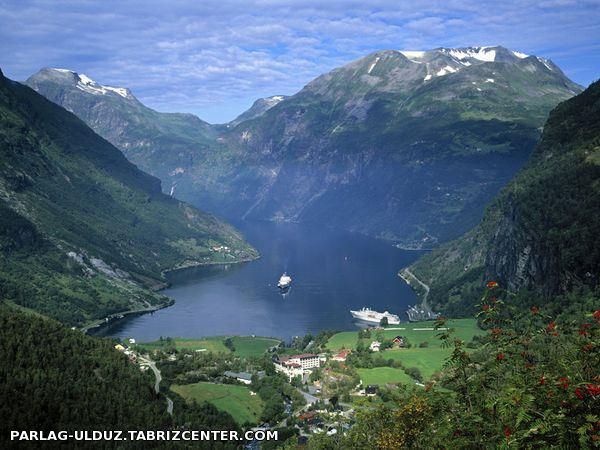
409,80,600,314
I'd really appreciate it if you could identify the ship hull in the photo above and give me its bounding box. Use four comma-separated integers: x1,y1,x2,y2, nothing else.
350,311,400,325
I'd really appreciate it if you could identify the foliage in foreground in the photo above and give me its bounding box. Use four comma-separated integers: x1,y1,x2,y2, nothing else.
295,285,600,449
0,304,240,448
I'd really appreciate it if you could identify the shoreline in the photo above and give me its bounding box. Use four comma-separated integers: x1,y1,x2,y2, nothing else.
82,255,259,334
161,254,260,279
81,298,175,334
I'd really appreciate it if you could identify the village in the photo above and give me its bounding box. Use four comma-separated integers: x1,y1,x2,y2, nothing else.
111,319,483,447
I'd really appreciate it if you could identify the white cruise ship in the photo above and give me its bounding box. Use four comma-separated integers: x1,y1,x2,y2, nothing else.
277,273,292,289
350,307,400,325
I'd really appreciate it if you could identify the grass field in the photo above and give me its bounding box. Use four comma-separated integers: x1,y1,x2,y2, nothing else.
230,336,280,357
139,336,280,357
326,331,358,351
328,319,485,382
171,382,264,425
382,348,453,380
357,367,415,386
139,337,230,353
327,319,483,352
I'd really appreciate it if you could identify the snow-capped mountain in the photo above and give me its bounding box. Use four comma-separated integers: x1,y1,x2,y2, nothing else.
26,67,216,196
27,46,583,248
38,68,132,98
229,95,288,126
395,46,562,83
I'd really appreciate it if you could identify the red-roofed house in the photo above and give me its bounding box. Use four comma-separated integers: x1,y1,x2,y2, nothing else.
332,350,351,361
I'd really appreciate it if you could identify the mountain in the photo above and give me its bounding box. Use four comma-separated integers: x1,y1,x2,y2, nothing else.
25,68,219,198
28,47,583,247
229,95,288,126
0,69,257,326
407,80,600,316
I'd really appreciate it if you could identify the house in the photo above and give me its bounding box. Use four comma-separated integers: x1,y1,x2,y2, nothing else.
393,336,406,347
332,349,351,361
274,360,303,381
114,344,125,352
288,353,320,369
224,371,253,384
123,349,137,363
298,411,317,424
365,385,379,396
369,341,381,352
128,338,136,344
274,353,320,380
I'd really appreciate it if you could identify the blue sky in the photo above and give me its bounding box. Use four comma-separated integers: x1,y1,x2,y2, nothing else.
1,0,599,123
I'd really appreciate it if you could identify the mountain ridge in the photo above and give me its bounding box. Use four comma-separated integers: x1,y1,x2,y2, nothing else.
27,46,583,247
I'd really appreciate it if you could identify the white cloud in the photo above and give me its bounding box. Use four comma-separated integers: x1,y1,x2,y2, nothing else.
0,0,598,122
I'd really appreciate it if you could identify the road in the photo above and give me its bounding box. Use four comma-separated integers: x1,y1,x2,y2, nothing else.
401,268,430,304
139,355,173,416
298,387,319,406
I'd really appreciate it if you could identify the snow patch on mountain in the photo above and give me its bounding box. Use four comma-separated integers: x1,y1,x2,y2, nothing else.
367,57,380,74
537,57,554,71
104,86,129,97
512,51,529,59
436,65,459,77
444,47,497,62
50,68,131,98
264,95,286,107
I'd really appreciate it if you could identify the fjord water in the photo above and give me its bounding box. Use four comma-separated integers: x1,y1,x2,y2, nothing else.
96,221,421,341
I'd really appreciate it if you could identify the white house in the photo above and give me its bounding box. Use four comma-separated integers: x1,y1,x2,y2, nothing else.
287,354,320,370
274,353,320,380
369,341,381,352
274,361,304,381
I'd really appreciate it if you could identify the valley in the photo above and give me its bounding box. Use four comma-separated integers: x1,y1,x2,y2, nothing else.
0,21,598,447
27,46,582,249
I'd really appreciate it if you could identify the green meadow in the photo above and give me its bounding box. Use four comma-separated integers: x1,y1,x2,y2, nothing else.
139,335,280,357
171,382,263,425
328,319,485,382
357,367,415,386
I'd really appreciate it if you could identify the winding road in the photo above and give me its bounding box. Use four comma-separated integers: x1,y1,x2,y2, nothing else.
399,268,430,304
139,355,173,415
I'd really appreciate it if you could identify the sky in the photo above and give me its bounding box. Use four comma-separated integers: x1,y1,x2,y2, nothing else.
1,0,599,123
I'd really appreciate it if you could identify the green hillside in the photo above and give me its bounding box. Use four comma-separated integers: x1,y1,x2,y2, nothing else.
0,69,257,326
408,80,600,316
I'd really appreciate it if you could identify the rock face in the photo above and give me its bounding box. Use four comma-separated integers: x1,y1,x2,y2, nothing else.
485,200,561,295
409,81,600,313
27,47,582,248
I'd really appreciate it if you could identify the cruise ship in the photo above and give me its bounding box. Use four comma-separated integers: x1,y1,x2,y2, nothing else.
277,273,292,289
350,307,401,325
